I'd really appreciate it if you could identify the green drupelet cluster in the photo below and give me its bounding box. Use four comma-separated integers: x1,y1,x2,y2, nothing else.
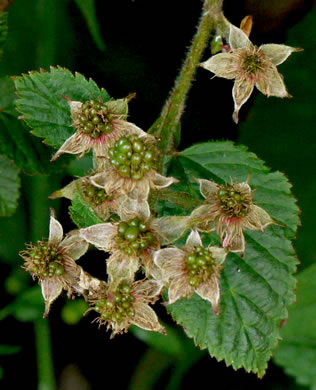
77,99,114,139
82,182,113,206
109,135,156,180
95,285,135,323
217,185,249,218
115,217,154,255
242,53,264,75
26,241,65,278
185,246,215,287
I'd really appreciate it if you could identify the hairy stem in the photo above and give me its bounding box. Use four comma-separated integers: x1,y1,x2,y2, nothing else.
154,0,226,173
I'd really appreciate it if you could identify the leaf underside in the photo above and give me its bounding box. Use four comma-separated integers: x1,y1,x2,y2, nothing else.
13,66,110,149
166,141,299,377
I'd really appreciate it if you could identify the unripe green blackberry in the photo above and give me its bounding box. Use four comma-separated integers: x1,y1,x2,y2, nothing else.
185,246,215,287
95,284,136,324
78,99,114,139
82,182,113,207
217,185,250,218
109,135,157,180
23,241,65,278
116,217,154,255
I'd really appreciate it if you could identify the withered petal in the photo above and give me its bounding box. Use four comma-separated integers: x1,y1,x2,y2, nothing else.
222,225,245,254
260,44,301,66
49,213,63,244
118,194,151,221
150,171,179,190
41,278,63,318
185,230,202,248
232,77,254,123
152,216,191,245
256,64,289,98
131,302,166,334
229,23,253,51
154,248,185,281
61,233,89,260
51,132,89,161
208,246,227,265
197,178,219,199
79,223,116,251
246,205,274,231
133,279,162,298
107,253,139,290
49,179,78,200
69,100,83,120
196,276,221,316
201,53,239,79
191,205,216,233
168,277,192,305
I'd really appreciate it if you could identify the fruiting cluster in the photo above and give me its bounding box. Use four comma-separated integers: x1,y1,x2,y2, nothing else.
82,182,113,206
185,246,215,288
77,99,113,138
109,135,156,180
217,185,251,218
94,284,135,324
20,19,290,334
115,217,154,255
22,241,64,278
201,23,301,123
241,52,264,75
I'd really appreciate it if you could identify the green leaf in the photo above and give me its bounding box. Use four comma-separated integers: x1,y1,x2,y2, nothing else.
0,112,71,174
0,154,20,216
0,344,21,355
0,11,8,60
13,66,110,148
74,0,106,51
166,141,299,377
274,264,316,389
0,77,70,174
69,187,104,228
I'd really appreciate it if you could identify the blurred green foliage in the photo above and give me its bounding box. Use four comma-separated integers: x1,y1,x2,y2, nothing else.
274,264,316,389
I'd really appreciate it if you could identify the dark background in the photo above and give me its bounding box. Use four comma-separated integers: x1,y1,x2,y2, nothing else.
0,0,315,389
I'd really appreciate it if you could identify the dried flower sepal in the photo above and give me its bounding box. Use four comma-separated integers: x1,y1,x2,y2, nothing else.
192,178,274,254
20,210,89,317
88,280,165,337
201,23,302,123
154,230,226,315
90,133,178,201
51,96,144,161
